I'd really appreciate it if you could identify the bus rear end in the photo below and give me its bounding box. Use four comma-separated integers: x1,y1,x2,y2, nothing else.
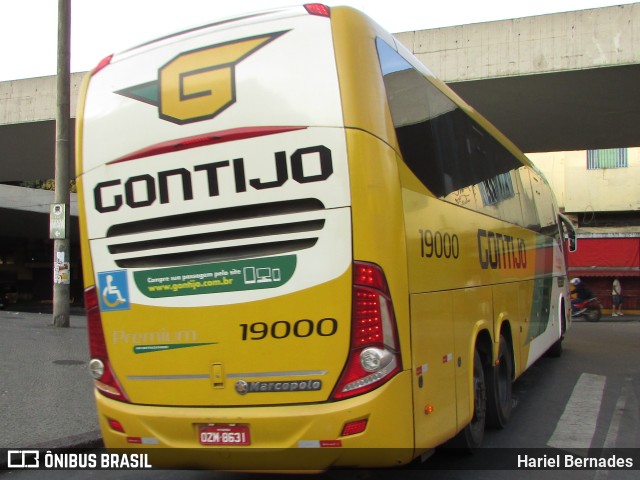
76,5,412,469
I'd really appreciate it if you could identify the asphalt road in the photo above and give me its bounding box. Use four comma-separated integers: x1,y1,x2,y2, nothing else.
1,313,638,479
0,310,99,449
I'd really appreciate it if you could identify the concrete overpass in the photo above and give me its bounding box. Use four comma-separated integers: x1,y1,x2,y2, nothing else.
1,3,638,304
1,3,639,185
394,2,640,154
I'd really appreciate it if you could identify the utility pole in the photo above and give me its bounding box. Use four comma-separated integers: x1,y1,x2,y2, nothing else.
52,0,71,327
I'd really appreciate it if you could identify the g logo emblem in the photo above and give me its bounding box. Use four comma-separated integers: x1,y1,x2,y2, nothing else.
117,31,288,124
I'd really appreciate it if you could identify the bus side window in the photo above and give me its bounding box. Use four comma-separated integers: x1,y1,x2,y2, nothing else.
376,37,526,228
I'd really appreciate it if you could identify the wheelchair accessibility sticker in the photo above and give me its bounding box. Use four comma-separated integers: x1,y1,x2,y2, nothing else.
98,270,131,311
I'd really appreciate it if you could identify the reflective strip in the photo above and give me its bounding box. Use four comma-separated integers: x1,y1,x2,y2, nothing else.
227,370,328,378
127,374,209,381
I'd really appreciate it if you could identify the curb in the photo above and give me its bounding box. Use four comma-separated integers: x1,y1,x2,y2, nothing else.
30,430,104,450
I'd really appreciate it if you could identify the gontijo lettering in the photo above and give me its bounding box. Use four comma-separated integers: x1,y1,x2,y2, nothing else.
93,146,333,213
477,229,527,270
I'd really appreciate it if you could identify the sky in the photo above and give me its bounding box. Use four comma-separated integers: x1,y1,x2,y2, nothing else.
0,0,637,82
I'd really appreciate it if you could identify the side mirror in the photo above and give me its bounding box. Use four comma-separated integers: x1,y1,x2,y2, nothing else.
558,213,577,252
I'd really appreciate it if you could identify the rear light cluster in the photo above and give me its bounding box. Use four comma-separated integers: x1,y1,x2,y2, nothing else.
91,6,328,78
341,418,368,437
331,262,402,400
304,4,330,17
92,54,113,75
85,286,129,402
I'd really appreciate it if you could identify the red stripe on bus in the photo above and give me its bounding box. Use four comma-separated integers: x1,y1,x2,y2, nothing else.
108,126,307,165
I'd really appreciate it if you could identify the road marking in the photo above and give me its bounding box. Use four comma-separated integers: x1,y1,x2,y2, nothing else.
594,378,632,480
547,372,606,451
602,384,628,448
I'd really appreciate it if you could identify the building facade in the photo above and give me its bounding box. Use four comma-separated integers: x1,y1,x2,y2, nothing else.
528,148,640,313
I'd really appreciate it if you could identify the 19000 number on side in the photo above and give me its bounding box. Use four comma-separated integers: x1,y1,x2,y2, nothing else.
419,229,460,259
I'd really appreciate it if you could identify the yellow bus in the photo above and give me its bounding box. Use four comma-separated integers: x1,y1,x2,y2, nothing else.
76,3,576,470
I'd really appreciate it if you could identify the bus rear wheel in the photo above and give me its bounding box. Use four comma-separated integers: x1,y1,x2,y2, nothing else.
486,335,513,429
451,348,486,452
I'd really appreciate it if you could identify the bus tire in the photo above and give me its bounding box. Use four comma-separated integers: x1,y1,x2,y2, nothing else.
546,338,563,357
547,304,566,358
451,348,486,452
486,335,513,429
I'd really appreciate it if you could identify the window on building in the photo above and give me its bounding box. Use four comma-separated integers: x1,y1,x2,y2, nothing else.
479,173,515,206
587,148,628,169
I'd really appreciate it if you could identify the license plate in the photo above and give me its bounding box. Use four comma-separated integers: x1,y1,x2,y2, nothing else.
198,424,251,446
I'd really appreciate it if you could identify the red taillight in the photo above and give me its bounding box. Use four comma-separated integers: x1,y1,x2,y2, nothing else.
353,289,383,346
107,418,126,433
353,263,388,292
92,54,113,75
341,419,368,437
331,262,402,401
85,286,129,402
304,4,330,17
86,288,107,359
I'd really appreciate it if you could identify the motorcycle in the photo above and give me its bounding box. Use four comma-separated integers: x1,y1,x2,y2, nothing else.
571,297,602,322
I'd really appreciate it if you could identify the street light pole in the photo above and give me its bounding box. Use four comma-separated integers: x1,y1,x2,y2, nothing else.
52,0,71,327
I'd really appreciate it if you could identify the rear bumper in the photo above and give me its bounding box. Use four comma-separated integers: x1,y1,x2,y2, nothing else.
95,370,414,470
